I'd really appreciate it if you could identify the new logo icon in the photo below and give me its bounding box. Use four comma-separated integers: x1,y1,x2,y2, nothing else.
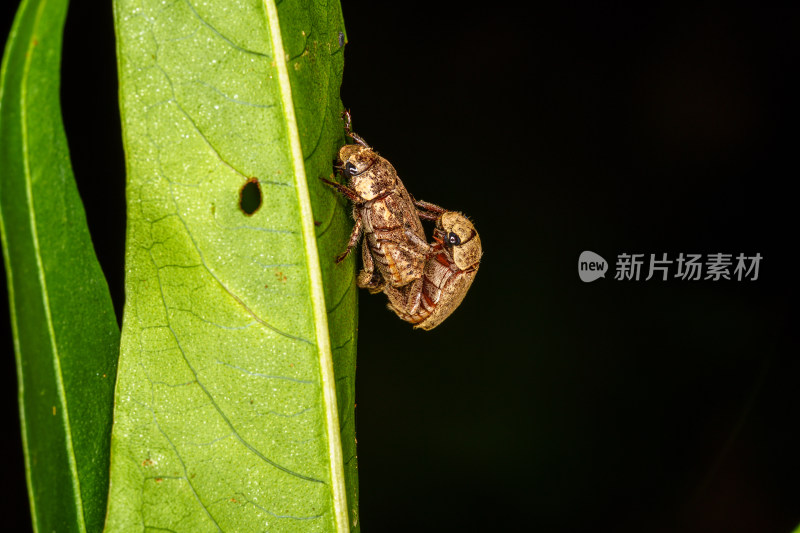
579,251,607,282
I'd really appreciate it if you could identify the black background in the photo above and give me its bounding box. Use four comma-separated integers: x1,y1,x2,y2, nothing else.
1,3,798,532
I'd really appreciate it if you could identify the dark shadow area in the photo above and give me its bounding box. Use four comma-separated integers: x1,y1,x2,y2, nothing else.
59,1,126,324
340,3,799,533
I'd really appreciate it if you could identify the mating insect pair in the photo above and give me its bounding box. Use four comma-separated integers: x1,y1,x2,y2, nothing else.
321,111,481,330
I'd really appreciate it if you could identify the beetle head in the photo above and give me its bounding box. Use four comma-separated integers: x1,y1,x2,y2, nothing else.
338,144,374,171
436,212,481,271
338,144,395,200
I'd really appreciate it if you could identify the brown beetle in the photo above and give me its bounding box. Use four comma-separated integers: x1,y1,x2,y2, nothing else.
383,204,482,330
322,111,429,291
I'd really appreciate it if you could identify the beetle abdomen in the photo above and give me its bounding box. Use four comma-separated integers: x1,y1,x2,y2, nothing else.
412,251,478,330
369,237,426,287
363,189,426,287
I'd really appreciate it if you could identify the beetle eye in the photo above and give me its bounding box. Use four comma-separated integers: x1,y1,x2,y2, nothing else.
344,162,357,176
447,232,461,246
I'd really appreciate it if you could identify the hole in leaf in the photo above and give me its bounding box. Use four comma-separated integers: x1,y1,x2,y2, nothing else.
239,178,262,215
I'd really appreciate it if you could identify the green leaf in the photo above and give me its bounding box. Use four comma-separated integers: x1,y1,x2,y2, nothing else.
0,0,120,531
107,0,358,531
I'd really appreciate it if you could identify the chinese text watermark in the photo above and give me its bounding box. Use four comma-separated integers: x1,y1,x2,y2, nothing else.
579,251,762,282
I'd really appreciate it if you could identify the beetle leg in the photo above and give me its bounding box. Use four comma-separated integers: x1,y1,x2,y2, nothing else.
360,240,375,278
335,215,363,263
413,198,447,218
342,109,371,148
371,226,429,256
348,132,370,148
358,269,385,294
365,276,386,294
404,278,424,315
403,228,431,255
383,284,407,318
416,210,439,221
384,287,405,320
320,177,361,203
357,243,385,293
384,278,423,316
342,109,354,133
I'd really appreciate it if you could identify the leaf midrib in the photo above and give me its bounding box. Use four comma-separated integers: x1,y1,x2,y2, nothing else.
262,0,349,530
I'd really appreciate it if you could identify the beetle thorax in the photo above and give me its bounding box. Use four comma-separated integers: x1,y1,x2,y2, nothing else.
346,152,397,201
352,168,396,200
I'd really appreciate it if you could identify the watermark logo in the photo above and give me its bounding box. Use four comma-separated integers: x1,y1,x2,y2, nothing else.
579,252,762,282
578,251,608,282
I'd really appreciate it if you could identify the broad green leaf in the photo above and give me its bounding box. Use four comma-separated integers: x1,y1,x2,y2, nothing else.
0,0,120,531
107,0,358,531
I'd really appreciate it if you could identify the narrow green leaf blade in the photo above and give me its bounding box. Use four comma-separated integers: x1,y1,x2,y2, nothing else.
0,0,121,531
107,0,356,531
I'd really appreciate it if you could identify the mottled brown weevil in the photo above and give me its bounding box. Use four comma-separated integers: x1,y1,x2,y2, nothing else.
322,111,429,292
383,204,482,330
